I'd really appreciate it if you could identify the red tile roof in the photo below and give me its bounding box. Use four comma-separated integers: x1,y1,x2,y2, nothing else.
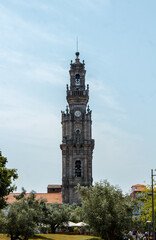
131,184,145,188
6,193,62,204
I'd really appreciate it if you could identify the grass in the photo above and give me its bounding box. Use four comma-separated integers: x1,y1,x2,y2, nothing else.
0,234,9,240
0,234,102,240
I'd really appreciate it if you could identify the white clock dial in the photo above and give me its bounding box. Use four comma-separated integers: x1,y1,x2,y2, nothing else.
75,110,81,117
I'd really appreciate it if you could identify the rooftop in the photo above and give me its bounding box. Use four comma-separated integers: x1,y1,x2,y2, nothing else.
47,185,62,188
6,193,62,204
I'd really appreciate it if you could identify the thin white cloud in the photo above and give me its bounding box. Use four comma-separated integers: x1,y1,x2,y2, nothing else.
89,77,122,111
0,108,60,141
0,48,67,85
0,85,60,145
0,3,74,87
93,119,146,193
94,121,143,142
0,2,73,46
25,62,67,85
68,0,109,12
5,0,64,14
0,49,24,64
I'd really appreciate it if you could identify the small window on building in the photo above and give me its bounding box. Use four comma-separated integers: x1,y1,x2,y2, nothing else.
75,160,81,177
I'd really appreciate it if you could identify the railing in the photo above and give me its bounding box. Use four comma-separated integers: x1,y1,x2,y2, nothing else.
67,90,88,97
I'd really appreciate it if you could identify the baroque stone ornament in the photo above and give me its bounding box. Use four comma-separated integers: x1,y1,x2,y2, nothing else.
60,52,95,205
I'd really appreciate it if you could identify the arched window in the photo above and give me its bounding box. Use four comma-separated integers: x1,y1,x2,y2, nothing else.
75,160,81,177
75,74,80,80
75,74,80,85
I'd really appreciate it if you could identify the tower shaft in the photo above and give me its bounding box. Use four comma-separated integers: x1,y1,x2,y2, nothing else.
60,52,94,204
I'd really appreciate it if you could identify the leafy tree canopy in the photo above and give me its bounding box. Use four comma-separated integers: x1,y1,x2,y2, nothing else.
0,151,18,209
0,210,7,233
77,180,136,240
41,202,70,233
68,203,84,223
4,188,45,240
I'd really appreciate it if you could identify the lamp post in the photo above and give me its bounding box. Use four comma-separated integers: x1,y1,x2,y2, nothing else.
151,169,156,240
147,221,151,239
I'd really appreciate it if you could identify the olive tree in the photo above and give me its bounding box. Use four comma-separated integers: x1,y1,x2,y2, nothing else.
41,203,70,233
5,189,44,240
77,180,135,240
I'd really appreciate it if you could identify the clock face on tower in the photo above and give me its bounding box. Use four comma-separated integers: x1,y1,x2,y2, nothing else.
74,110,81,117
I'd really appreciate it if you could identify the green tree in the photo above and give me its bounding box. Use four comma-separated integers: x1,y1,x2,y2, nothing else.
77,180,135,240
0,151,18,209
68,203,84,223
0,210,7,233
41,203,70,233
5,189,44,240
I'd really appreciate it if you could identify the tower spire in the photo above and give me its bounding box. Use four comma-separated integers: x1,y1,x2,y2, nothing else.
77,37,78,52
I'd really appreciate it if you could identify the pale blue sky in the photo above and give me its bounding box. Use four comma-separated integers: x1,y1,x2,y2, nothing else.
0,0,156,193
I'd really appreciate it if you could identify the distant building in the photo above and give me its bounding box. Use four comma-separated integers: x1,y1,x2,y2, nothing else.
47,185,62,193
131,184,146,216
131,184,146,198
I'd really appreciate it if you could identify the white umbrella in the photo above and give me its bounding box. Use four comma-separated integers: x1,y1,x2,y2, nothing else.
74,222,89,227
66,221,78,227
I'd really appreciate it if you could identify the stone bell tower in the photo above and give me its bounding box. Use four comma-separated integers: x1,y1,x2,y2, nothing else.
60,52,94,204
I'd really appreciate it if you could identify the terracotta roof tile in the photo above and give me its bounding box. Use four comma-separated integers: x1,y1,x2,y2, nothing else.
6,193,62,204
132,184,145,188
